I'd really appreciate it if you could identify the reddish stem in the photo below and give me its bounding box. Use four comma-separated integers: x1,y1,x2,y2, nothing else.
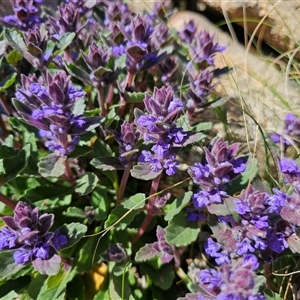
131,174,161,245
117,166,131,205
97,86,107,116
64,159,76,186
106,84,115,109
0,193,16,209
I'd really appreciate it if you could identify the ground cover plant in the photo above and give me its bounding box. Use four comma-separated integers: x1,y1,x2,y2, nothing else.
0,0,300,299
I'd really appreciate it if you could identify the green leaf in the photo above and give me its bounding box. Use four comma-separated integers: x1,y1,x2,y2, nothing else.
0,144,30,185
123,193,146,210
75,172,98,195
63,207,86,219
23,185,73,202
66,275,85,300
91,156,123,171
0,73,17,92
68,145,93,158
141,263,175,290
76,231,109,272
27,274,47,299
207,197,236,216
165,212,200,247
264,289,282,300
38,153,66,177
105,205,141,231
91,188,107,221
58,223,88,249
114,54,126,69
0,251,27,280
0,40,7,56
4,28,26,51
164,191,192,221
123,91,146,103
6,50,22,66
194,122,213,132
93,139,113,157
39,266,77,300
0,277,31,299
109,266,132,300
66,62,92,84
56,32,76,51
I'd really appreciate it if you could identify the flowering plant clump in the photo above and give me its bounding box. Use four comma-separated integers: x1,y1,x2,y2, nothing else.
0,0,299,299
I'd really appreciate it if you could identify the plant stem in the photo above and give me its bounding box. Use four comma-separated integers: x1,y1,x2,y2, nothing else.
176,267,191,285
0,114,9,137
97,86,107,116
0,193,16,209
64,47,72,63
106,84,115,109
131,173,161,245
117,166,131,205
64,159,76,186
117,72,134,118
0,94,13,115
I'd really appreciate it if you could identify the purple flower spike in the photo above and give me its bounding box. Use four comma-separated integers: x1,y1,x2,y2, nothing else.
0,201,67,273
178,20,197,43
139,142,178,176
114,121,140,167
135,86,186,144
188,137,248,211
1,0,43,31
14,71,102,155
189,30,225,67
197,256,265,299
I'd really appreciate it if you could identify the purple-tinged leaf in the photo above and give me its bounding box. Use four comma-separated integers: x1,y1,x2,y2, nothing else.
287,234,300,253
32,254,61,276
135,244,159,262
130,162,162,181
281,206,300,226
207,197,235,216
38,153,66,178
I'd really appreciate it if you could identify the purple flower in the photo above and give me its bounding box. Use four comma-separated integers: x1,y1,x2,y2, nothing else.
189,30,225,66
135,86,186,145
14,71,101,155
185,69,217,115
1,0,43,31
270,113,300,146
0,201,67,272
196,256,265,300
139,142,178,176
178,20,197,43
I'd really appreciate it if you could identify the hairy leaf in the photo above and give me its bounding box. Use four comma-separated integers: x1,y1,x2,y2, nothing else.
166,212,200,247
75,172,98,195
38,153,66,177
57,223,88,249
164,191,192,221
